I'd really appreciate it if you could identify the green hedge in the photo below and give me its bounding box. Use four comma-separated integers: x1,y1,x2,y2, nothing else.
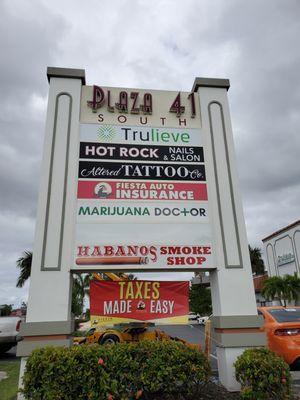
234,348,291,400
21,341,211,400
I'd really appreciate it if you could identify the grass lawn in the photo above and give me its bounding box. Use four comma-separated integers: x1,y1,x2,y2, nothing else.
0,360,20,400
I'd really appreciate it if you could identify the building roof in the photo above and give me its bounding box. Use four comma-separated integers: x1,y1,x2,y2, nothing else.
262,220,300,242
253,273,268,292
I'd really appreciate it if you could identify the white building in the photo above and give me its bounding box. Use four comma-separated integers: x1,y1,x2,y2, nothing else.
262,220,300,277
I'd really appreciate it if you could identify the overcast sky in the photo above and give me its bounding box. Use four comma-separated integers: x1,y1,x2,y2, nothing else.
1,0,299,307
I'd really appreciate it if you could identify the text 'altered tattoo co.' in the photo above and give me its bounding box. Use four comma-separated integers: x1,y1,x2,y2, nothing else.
74,85,214,271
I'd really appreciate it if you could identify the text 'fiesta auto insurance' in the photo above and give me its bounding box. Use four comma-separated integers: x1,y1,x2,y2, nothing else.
74,85,214,271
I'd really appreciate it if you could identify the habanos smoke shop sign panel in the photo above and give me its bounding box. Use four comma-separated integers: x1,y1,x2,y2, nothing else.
74,85,214,271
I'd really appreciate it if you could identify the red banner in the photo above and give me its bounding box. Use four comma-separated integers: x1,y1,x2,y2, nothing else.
77,180,207,201
90,280,189,326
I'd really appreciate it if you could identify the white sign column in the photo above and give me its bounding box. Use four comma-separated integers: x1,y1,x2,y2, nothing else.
193,78,266,391
17,68,84,396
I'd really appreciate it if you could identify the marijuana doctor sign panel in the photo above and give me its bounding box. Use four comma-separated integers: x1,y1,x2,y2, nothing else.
75,86,214,271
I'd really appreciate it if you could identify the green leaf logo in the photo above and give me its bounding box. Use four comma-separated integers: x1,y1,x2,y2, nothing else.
97,125,116,142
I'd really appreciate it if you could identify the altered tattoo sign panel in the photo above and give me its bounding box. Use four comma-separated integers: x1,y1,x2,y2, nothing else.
74,86,215,271
90,280,189,326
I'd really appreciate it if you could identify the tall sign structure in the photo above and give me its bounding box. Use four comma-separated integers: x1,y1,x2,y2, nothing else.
17,68,265,393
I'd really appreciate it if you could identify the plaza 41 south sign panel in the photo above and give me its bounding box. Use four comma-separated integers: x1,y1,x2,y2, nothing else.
74,85,215,271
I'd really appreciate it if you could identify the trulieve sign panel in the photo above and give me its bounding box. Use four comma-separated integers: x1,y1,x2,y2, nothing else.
90,280,189,326
74,85,214,271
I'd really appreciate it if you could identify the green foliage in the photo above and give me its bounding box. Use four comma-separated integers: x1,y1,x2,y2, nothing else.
0,360,20,400
262,273,300,306
189,284,212,316
235,348,291,400
21,341,211,400
261,276,285,304
282,274,300,303
16,250,32,288
85,308,90,320
72,330,87,337
72,274,92,318
249,245,265,275
16,251,92,317
0,304,12,316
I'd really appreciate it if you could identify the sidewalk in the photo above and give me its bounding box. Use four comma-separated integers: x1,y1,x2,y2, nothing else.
211,370,300,399
291,371,300,398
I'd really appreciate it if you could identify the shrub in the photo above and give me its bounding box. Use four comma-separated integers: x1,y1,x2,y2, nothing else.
73,330,88,337
234,348,291,400
21,340,211,400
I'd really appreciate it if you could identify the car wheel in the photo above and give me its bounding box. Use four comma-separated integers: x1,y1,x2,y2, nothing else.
0,344,13,354
99,334,120,345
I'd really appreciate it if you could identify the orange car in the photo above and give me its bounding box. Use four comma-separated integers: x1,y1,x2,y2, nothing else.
258,306,300,368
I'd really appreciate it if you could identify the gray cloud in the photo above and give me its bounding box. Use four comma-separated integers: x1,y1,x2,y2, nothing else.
1,0,300,306
0,0,68,305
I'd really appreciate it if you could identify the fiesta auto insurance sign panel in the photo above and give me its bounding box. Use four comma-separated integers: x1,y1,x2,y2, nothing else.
74,86,214,271
90,280,189,326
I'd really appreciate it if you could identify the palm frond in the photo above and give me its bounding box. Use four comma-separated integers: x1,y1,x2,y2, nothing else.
16,251,32,287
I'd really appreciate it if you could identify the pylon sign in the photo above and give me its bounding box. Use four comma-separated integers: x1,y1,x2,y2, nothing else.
75,86,214,272
17,69,265,394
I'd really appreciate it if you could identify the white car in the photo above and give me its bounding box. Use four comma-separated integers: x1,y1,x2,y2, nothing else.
197,315,211,325
0,317,22,353
188,312,199,322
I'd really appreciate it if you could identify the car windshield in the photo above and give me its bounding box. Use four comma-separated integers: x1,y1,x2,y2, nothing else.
268,308,300,323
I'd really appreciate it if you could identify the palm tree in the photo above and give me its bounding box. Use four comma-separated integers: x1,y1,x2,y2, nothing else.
73,274,91,298
282,274,300,304
72,275,88,317
16,251,32,287
72,274,92,317
262,274,300,307
16,250,91,316
249,245,265,275
16,251,136,317
262,276,286,306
